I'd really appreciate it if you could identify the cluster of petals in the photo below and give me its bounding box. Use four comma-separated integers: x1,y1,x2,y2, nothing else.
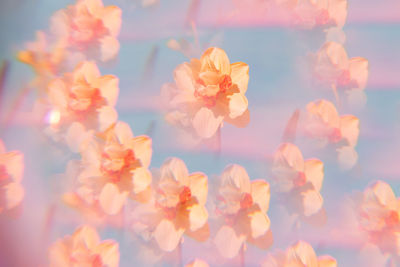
64,122,152,216
287,0,348,29
51,0,122,62
312,42,369,91
303,99,359,169
162,47,250,139
0,140,24,214
272,143,325,218
47,61,118,150
132,157,208,252
214,164,272,258
48,225,119,267
262,240,337,267
355,181,400,255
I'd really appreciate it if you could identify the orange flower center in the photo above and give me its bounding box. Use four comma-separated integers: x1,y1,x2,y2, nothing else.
293,172,307,187
316,9,330,25
0,165,9,181
179,186,192,204
91,254,103,267
240,193,253,210
69,86,105,113
385,210,399,227
194,74,232,108
101,148,137,182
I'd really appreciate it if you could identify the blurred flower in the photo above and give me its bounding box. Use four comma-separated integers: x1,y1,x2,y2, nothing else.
51,0,121,62
214,164,272,258
0,140,24,214
312,42,369,91
132,157,208,252
272,143,325,218
292,0,348,29
162,47,250,140
64,121,152,216
303,99,359,169
355,181,400,256
49,225,119,267
262,240,337,267
46,61,118,151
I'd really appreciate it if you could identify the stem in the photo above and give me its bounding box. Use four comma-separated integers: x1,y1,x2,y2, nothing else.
215,125,221,159
240,243,245,267
178,239,183,267
331,84,341,107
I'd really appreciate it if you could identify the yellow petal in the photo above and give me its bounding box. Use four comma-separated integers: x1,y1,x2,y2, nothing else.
200,47,231,75
96,241,120,267
230,62,249,94
189,172,208,206
130,136,152,168
287,241,318,267
73,225,100,250
349,57,368,89
98,106,118,131
365,181,397,209
304,159,324,192
160,157,189,185
1,151,24,183
249,211,270,239
214,225,245,259
302,190,323,216
154,219,184,252
273,143,304,172
251,180,270,213
188,204,208,231
114,121,134,145
228,93,248,119
340,115,359,147
185,259,209,267
73,61,100,84
101,6,122,37
307,99,340,129
192,107,223,139
328,0,348,28
318,255,338,267
99,183,127,215
132,167,152,194
97,75,119,107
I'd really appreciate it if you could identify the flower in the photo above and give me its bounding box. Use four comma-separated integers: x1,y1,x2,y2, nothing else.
292,0,348,29
162,47,250,139
185,259,209,267
262,240,337,267
304,99,359,169
356,181,400,255
47,61,118,150
214,164,272,258
48,225,119,267
132,157,208,252
64,121,152,216
272,143,324,218
0,140,24,214
313,42,369,90
51,0,121,61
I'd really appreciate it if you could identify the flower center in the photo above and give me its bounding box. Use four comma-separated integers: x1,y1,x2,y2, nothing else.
385,210,399,227
0,165,9,181
179,186,192,204
293,172,307,187
101,148,136,182
329,127,342,143
194,74,232,108
316,9,330,25
337,69,351,87
240,193,253,210
69,86,105,113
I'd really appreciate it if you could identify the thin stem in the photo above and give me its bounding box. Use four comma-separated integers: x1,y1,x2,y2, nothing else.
240,243,245,267
215,125,221,159
178,239,183,267
331,84,341,108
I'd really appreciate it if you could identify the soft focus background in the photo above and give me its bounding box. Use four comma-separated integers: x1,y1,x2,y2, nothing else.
0,0,400,266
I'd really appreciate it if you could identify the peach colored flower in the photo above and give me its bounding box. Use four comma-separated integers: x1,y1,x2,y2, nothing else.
162,47,250,139
304,99,359,169
272,143,325,218
214,164,272,258
262,240,337,267
51,0,121,61
355,181,400,255
49,225,119,267
47,61,118,150
64,121,152,216
132,157,208,252
0,140,24,214
313,42,369,90
292,0,347,29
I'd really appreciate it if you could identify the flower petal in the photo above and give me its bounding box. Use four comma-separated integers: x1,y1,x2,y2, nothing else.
287,241,318,267
96,241,120,267
189,172,208,206
99,183,127,215
98,106,118,131
130,136,152,168
101,6,122,37
3,182,24,210
230,62,249,94
114,121,134,145
214,225,245,259
100,36,120,62
304,159,324,192
200,47,231,75
337,145,358,170
340,115,359,147
249,211,270,239
302,190,324,216
97,75,119,107
228,93,248,119
160,157,189,185
132,167,152,194
349,57,368,89
251,180,270,213
73,61,100,84
192,107,223,139
188,204,208,231
73,225,100,250
221,164,251,193
318,255,338,267
154,219,184,252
